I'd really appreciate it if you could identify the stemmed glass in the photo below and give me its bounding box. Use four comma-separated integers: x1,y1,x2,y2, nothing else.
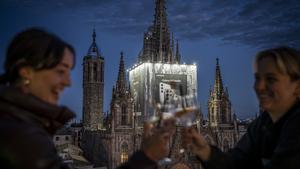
176,94,198,154
156,93,199,165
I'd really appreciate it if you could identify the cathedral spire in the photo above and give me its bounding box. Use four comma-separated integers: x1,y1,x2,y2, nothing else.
213,58,224,99
87,27,100,57
171,32,174,54
92,27,96,44
139,0,178,63
153,0,171,63
116,52,126,93
175,39,181,63
154,0,168,30
208,58,232,127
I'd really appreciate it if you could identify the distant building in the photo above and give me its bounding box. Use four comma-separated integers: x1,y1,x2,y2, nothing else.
71,122,83,147
236,118,253,139
82,52,141,169
54,126,90,169
53,127,73,146
200,58,239,152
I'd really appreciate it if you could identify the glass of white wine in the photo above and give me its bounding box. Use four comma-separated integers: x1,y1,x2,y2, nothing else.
156,93,198,164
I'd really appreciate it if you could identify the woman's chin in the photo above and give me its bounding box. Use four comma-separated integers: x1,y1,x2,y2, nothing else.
43,97,58,105
260,103,272,112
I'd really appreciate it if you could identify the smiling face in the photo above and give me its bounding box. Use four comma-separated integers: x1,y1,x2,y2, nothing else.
20,48,74,105
254,56,300,120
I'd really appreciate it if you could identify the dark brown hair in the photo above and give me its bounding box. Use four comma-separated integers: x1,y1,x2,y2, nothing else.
0,27,76,84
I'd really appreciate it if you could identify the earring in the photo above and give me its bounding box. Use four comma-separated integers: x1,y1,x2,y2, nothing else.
24,79,30,85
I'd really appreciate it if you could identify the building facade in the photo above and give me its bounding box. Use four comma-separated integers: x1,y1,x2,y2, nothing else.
201,58,239,152
80,1,245,169
82,53,143,169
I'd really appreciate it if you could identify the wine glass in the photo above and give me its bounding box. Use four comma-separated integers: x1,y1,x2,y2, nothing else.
175,94,198,154
157,93,198,164
144,99,175,166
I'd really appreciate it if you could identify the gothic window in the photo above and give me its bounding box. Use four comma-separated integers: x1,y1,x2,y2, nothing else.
121,104,127,125
227,107,232,122
120,143,128,163
100,62,104,82
221,110,226,123
211,108,214,122
93,63,98,81
216,106,220,122
87,63,90,81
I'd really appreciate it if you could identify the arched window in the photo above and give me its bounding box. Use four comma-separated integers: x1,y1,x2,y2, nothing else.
100,62,104,82
93,63,98,81
120,143,128,163
86,63,90,81
221,111,226,123
121,104,127,125
211,108,214,123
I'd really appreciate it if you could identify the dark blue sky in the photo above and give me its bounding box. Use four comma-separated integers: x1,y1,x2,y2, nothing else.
1,0,299,120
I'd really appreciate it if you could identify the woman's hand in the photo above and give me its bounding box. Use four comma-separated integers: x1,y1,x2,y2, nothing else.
182,127,211,161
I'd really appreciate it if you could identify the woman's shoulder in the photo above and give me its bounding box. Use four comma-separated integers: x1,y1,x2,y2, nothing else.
0,118,59,169
281,107,300,135
275,106,300,152
0,94,51,142
0,104,50,142
247,112,270,131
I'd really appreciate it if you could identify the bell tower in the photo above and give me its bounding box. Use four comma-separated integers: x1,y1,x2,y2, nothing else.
82,28,105,130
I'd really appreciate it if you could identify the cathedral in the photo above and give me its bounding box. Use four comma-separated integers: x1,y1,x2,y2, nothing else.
80,0,244,169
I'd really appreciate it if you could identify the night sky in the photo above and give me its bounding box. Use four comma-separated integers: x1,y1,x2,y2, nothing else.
1,0,299,120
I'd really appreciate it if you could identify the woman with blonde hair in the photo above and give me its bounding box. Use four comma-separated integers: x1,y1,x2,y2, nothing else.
183,46,300,169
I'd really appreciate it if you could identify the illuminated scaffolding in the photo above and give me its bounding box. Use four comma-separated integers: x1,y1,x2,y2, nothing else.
128,62,197,125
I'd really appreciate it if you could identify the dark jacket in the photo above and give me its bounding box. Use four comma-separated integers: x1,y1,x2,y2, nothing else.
0,86,75,169
203,102,300,169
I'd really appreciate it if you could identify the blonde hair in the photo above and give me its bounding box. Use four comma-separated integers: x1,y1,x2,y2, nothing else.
254,46,300,81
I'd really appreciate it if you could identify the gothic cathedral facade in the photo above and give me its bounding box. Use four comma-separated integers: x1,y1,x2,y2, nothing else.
81,1,241,169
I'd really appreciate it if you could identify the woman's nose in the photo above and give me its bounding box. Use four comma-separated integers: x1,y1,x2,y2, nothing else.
63,74,72,87
254,79,266,92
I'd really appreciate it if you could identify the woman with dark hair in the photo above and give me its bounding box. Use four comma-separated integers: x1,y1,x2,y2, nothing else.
0,28,76,169
182,46,300,169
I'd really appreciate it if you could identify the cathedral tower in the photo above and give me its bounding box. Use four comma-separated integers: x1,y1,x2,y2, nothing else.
208,58,232,127
111,52,134,129
139,0,181,63
109,52,135,168
129,0,196,124
82,28,105,130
